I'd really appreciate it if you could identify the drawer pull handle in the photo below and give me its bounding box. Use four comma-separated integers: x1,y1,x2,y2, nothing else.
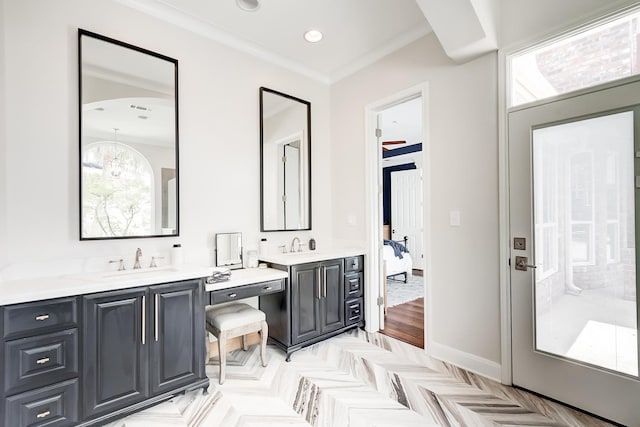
36,357,50,365
353,284,359,289
349,304,359,309
36,411,50,419
228,293,237,298
263,286,272,291
35,314,49,321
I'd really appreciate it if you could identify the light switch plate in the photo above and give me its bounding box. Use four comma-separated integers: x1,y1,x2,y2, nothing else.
514,237,526,250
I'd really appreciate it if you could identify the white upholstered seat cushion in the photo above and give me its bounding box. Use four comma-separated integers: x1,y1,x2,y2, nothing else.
206,303,266,331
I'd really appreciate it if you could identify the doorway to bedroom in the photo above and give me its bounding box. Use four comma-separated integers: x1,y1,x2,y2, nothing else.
377,96,425,349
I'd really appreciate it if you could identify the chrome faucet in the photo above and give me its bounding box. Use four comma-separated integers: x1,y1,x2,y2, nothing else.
133,248,142,269
109,258,125,271
290,237,301,253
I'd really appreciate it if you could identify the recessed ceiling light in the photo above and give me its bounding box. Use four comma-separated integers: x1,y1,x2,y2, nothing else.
237,0,260,12
304,29,323,43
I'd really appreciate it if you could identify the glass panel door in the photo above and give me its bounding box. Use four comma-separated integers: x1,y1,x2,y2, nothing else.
532,111,637,376
509,78,640,426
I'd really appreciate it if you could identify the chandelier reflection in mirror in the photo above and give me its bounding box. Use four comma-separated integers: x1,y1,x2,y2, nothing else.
110,128,122,178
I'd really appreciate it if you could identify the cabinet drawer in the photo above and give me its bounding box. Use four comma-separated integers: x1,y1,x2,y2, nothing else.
344,273,363,299
5,329,78,395
4,298,78,339
344,256,363,273
5,378,78,427
210,279,284,304
345,299,363,325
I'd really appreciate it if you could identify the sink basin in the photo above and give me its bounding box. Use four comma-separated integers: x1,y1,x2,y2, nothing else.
99,266,181,279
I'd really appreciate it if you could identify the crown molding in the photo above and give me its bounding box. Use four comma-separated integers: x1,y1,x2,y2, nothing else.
329,25,432,84
113,0,432,86
113,0,331,84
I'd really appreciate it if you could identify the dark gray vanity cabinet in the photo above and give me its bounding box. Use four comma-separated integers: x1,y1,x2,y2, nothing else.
320,261,345,333
1,297,80,427
344,256,364,326
262,256,362,360
82,287,149,418
82,279,205,422
150,280,204,395
290,262,322,344
0,279,208,427
291,259,344,345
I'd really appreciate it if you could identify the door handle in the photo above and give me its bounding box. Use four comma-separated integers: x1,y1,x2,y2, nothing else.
515,256,537,271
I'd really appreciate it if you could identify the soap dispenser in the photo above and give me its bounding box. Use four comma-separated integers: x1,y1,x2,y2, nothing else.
309,238,316,251
171,244,183,266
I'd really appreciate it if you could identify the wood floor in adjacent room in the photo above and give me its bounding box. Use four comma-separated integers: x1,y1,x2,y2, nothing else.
381,297,424,348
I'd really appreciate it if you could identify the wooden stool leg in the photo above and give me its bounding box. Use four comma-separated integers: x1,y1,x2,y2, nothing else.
260,320,268,367
242,334,248,351
218,331,227,384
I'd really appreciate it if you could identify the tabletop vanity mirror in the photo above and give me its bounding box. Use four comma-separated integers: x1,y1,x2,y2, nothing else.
216,232,243,269
260,87,311,232
79,29,179,240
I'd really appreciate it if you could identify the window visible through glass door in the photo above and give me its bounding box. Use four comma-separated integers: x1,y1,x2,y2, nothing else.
533,110,637,376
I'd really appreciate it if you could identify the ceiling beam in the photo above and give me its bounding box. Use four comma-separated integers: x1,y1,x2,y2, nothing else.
415,0,499,63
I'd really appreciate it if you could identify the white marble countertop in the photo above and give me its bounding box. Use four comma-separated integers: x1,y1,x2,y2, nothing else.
258,248,365,266
0,265,287,306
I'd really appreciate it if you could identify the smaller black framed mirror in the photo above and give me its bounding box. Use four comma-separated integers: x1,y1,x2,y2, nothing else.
260,87,311,232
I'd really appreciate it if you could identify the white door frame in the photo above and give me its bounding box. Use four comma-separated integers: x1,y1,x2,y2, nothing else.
364,82,432,352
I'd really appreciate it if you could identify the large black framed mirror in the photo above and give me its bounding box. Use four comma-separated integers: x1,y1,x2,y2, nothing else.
260,87,311,231
79,29,179,240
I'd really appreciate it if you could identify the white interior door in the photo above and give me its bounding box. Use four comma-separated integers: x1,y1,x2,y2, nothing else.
391,168,423,269
509,78,640,426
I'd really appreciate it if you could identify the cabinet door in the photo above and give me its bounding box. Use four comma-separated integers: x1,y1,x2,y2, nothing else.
82,288,148,418
291,262,322,345
321,260,345,333
150,280,204,395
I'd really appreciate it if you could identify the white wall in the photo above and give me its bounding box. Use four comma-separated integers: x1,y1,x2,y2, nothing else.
1,0,331,280
331,35,501,366
0,0,7,273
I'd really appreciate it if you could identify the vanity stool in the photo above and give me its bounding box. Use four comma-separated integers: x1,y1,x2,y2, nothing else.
205,303,268,384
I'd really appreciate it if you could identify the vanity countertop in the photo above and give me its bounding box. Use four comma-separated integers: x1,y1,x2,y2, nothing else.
259,248,365,266
0,265,287,306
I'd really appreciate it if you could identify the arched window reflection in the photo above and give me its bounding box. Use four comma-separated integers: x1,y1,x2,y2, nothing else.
81,141,154,237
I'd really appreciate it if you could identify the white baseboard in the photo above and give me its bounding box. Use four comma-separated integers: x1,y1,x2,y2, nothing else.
429,341,502,382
